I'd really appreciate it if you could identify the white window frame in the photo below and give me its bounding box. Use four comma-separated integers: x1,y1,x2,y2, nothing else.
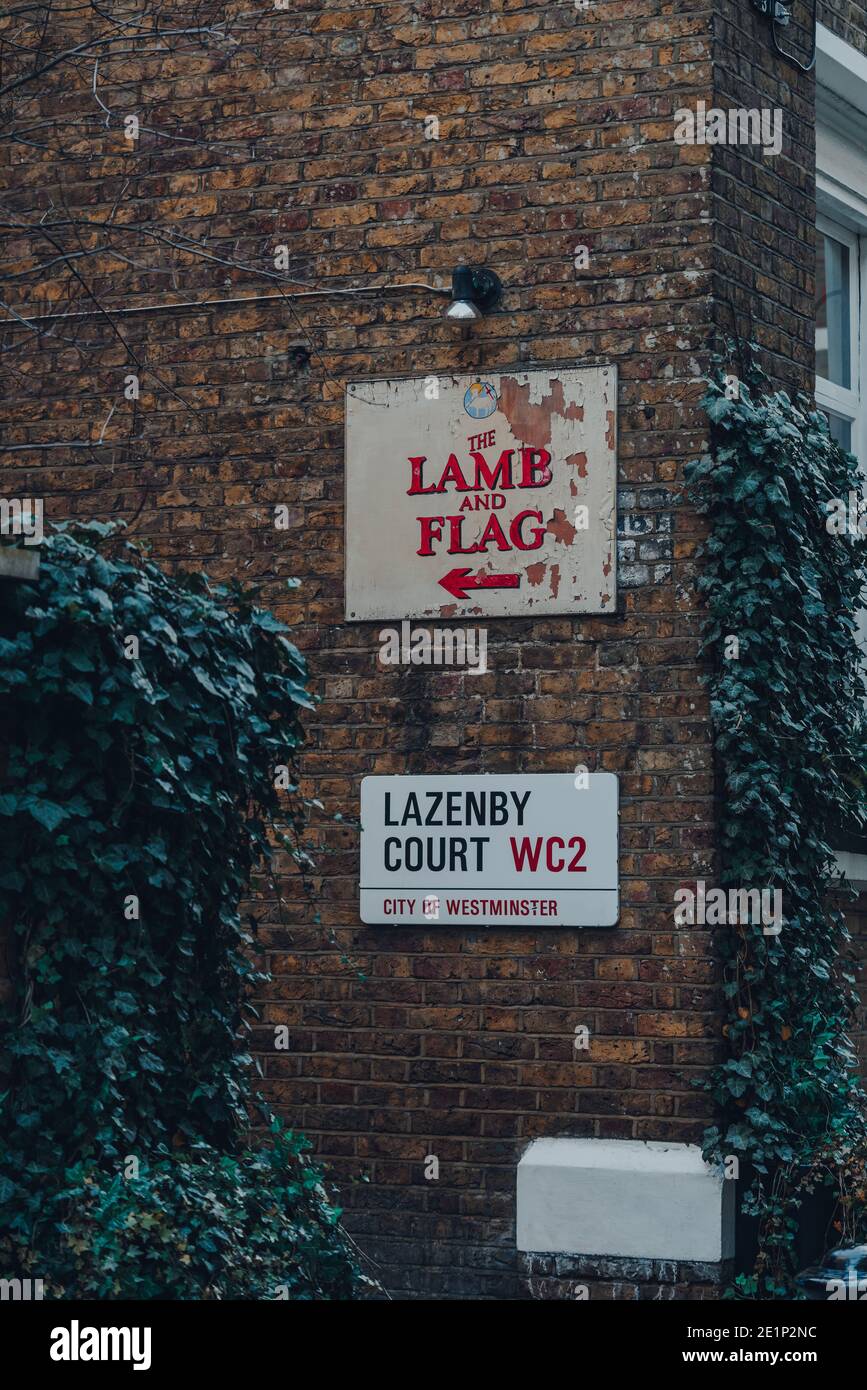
814,213,863,460
817,27,867,878
816,25,867,467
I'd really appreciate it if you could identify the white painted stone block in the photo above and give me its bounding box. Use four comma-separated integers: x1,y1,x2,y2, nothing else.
0,547,39,581
517,1137,734,1262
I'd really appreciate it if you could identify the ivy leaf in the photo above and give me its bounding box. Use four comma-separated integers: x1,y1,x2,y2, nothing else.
23,798,69,832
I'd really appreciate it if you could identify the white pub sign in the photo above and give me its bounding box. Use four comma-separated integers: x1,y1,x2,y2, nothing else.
345,368,617,621
360,773,618,927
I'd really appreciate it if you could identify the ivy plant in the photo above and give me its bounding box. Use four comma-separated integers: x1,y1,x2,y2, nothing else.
0,522,369,1299
687,364,867,1297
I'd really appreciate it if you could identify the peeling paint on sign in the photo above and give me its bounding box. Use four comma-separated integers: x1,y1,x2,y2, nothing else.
344,367,617,621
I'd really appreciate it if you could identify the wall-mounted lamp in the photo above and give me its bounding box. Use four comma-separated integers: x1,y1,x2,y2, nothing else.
4,266,506,331
445,266,503,322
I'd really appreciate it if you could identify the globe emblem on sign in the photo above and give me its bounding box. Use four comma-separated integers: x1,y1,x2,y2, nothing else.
463,381,498,420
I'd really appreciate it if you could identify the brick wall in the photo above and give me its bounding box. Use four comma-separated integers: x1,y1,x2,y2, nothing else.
822,0,867,56
711,0,816,389
1,0,861,1300
520,1251,730,1300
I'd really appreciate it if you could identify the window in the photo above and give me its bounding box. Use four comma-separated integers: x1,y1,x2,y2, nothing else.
817,29,867,948
815,214,863,460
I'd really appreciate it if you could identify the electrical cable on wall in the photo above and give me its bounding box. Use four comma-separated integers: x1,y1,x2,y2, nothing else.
752,0,818,73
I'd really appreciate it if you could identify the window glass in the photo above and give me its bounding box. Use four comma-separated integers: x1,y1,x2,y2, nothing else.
825,411,853,451
816,232,851,389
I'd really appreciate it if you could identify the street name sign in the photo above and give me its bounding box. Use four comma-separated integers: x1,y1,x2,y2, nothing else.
345,368,617,621
360,773,618,927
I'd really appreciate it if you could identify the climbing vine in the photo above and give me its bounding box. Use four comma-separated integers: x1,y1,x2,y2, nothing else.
687,364,867,1297
0,522,369,1298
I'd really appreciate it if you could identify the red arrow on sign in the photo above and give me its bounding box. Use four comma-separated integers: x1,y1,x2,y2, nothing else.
438,568,521,601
